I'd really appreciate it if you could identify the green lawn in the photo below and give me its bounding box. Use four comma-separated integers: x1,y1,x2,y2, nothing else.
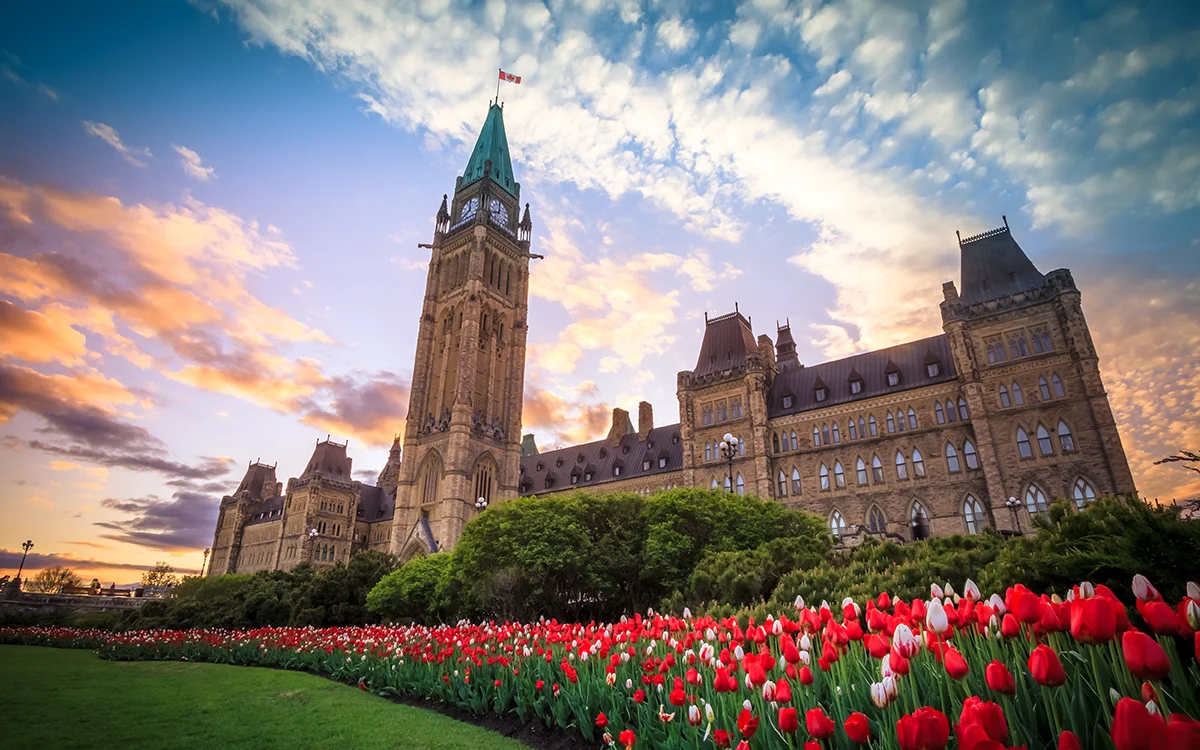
0,646,530,750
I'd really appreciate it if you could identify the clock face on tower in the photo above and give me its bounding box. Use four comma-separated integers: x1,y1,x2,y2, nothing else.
459,196,479,221
489,198,508,228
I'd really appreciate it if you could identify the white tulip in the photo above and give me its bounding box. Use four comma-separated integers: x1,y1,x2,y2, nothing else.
1188,581,1200,601
871,682,889,708
1132,574,1159,602
794,595,805,610
926,599,949,634
963,579,981,601
683,607,692,619
931,583,944,599
1079,581,1095,599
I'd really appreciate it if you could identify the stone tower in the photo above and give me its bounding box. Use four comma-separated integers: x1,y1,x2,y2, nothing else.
390,103,534,561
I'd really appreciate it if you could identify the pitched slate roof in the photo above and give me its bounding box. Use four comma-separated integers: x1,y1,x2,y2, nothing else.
768,334,957,417
693,311,758,378
462,103,517,197
300,439,353,482
244,495,285,526
958,222,1045,305
356,484,395,523
234,462,276,500
518,424,683,495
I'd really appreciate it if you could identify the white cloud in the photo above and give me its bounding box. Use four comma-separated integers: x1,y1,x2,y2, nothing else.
656,17,695,51
173,145,217,181
82,121,151,167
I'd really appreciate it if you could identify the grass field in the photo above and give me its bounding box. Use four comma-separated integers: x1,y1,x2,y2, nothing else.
0,646,530,750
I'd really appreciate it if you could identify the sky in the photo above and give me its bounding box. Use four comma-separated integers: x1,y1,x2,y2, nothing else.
1,0,1198,584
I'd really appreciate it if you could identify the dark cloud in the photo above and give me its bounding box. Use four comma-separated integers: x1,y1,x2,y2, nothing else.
27,441,234,482
299,370,409,448
94,491,220,552
353,468,379,482
0,548,199,576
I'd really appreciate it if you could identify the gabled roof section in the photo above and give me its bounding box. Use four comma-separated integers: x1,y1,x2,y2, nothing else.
518,424,683,495
244,495,285,526
357,484,395,523
300,439,353,482
693,310,758,378
234,461,277,501
768,334,958,416
462,103,517,197
958,219,1045,305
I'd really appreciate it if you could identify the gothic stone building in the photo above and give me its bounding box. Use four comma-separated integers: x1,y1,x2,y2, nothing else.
208,105,1136,575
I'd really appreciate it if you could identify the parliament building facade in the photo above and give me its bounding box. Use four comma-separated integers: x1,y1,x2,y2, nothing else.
207,104,1136,576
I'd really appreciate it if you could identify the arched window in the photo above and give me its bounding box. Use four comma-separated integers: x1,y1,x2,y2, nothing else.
819,463,830,491
946,400,958,422
1016,427,1033,458
958,398,969,420
473,457,495,505
418,452,443,506
963,495,986,535
1024,485,1048,515
907,408,918,429
946,443,960,472
912,448,925,477
832,423,841,443
1012,381,1024,405
858,417,866,437
738,440,745,456
867,506,886,533
773,433,780,453
791,468,802,494
886,413,896,433
849,420,858,440
999,384,1010,408
830,510,846,540
813,427,821,447
1057,420,1075,452
856,458,868,485
869,416,878,436
1052,373,1065,398
736,474,745,496
1039,376,1051,401
724,475,732,492
963,439,978,469
896,410,906,431
711,478,719,489
1072,477,1097,509
895,451,909,479
790,431,798,451
872,455,884,482
834,461,846,488
935,403,945,424
705,443,712,461
822,425,831,445
1036,424,1054,455
778,470,787,496
910,502,930,541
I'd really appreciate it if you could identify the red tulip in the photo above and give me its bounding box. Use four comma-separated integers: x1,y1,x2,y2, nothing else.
1167,713,1200,749
799,665,814,685
1058,730,1083,750
713,729,731,748
957,696,1009,744
775,677,792,703
806,707,835,739
778,707,799,733
985,660,1016,695
1000,613,1021,639
1010,585,1043,623
1122,630,1171,681
738,708,760,739
804,743,819,750
1112,697,1166,750
944,647,969,680
618,729,636,750
866,633,890,658
844,712,871,744
633,689,646,703
1139,600,1182,637
1070,596,1117,644
897,706,950,750
596,712,608,728
1029,644,1067,687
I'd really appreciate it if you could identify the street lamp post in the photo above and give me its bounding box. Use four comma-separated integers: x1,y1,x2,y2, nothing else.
1004,496,1023,535
307,528,319,560
15,540,33,585
201,548,210,578
474,496,489,512
718,433,739,493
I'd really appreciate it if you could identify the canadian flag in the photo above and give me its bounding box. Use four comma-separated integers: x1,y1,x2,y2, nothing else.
499,70,521,84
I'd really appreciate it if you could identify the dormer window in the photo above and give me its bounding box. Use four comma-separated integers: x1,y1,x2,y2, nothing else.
926,362,940,377
887,371,900,386
642,460,651,471
571,474,579,484
536,462,544,472
782,394,794,409
815,387,827,402
849,379,863,395
614,466,622,477
584,471,593,481
658,456,667,469
555,458,563,468
599,448,608,459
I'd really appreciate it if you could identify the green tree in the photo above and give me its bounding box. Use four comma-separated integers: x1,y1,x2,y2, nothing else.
366,553,454,622
140,561,178,588
25,566,81,593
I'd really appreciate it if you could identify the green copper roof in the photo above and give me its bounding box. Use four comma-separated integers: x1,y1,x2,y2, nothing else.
462,103,517,197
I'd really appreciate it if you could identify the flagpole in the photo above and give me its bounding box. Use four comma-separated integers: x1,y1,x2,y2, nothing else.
495,68,500,104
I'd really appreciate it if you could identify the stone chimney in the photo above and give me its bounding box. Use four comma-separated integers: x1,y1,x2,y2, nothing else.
757,334,777,382
607,407,633,446
637,401,654,440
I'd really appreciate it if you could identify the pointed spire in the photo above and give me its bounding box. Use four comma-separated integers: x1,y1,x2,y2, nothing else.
436,193,450,233
957,219,1044,305
462,103,516,197
518,202,532,241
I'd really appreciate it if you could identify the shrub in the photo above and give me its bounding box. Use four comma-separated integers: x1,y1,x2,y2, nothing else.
366,553,454,623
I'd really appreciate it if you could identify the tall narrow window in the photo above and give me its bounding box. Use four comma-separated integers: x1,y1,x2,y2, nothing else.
702,404,713,425
896,410,906,431
946,400,958,422
964,495,986,535
1009,332,1030,358
911,502,930,541
730,398,743,419
813,427,821,447
999,385,1011,408
736,474,745,496
738,440,745,456
711,478,719,489
867,506,886,533
1072,478,1097,509
832,423,841,443
935,403,945,424
822,425,831,445
772,433,780,453
1057,421,1075,452
895,451,908,480
1024,485,1048,515
790,431,798,451
907,408,917,430
872,455,884,483
834,461,846,488
912,449,925,478
716,400,727,422
858,417,866,437
849,420,858,440
830,511,846,540
963,440,979,469
1016,428,1033,458
986,338,1006,364
724,475,731,491
856,458,868,485
1052,374,1065,398
1039,376,1051,401
946,443,960,472
1036,424,1054,455
791,468,802,495
1032,326,1053,352
958,398,969,420
778,471,787,496
1015,382,1027,405
869,416,878,436
886,413,896,433
819,464,830,491
705,443,712,462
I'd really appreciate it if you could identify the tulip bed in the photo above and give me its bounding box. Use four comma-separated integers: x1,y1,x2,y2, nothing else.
4,576,1200,750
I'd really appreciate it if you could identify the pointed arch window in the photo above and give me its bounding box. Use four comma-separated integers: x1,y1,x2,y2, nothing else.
869,416,878,436
856,458,868,485
963,439,979,469
772,433,780,454
736,474,745,496
711,478,719,489
872,455,884,482
896,410,906,431
791,468,802,494
886,413,896,433
859,417,867,437
946,443,960,472
958,398,969,420
946,400,958,422
822,425,831,445
867,506,886,533
738,440,745,456
778,471,787,496
963,495,986,535
935,403,945,424
790,431,798,451
1036,424,1054,455
705,443,713,462
1052,373,1065,398
813,427,821,447
832,423,841,443
1057,420,1075,452
1072,477,1097,509
907,409,917,429
910,502,930,541
819,463,830,491
1016,427,1033,458
895,451,909,480
724,475,731,492
999,384,1011,408
849,420,858,440
1039,376,1051,401
1012,381,1025,405
830,511,846,540
1024,484,1048,515
834,461,846,488
912,448,925,477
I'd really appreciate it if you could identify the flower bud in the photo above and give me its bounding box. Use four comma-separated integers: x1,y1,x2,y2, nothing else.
870,682,888,708
1187,600,1200,632
1188,581,1200,601
931,583,944,599
794,595,805,610
1132,574,1159,602
963,579,980,601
